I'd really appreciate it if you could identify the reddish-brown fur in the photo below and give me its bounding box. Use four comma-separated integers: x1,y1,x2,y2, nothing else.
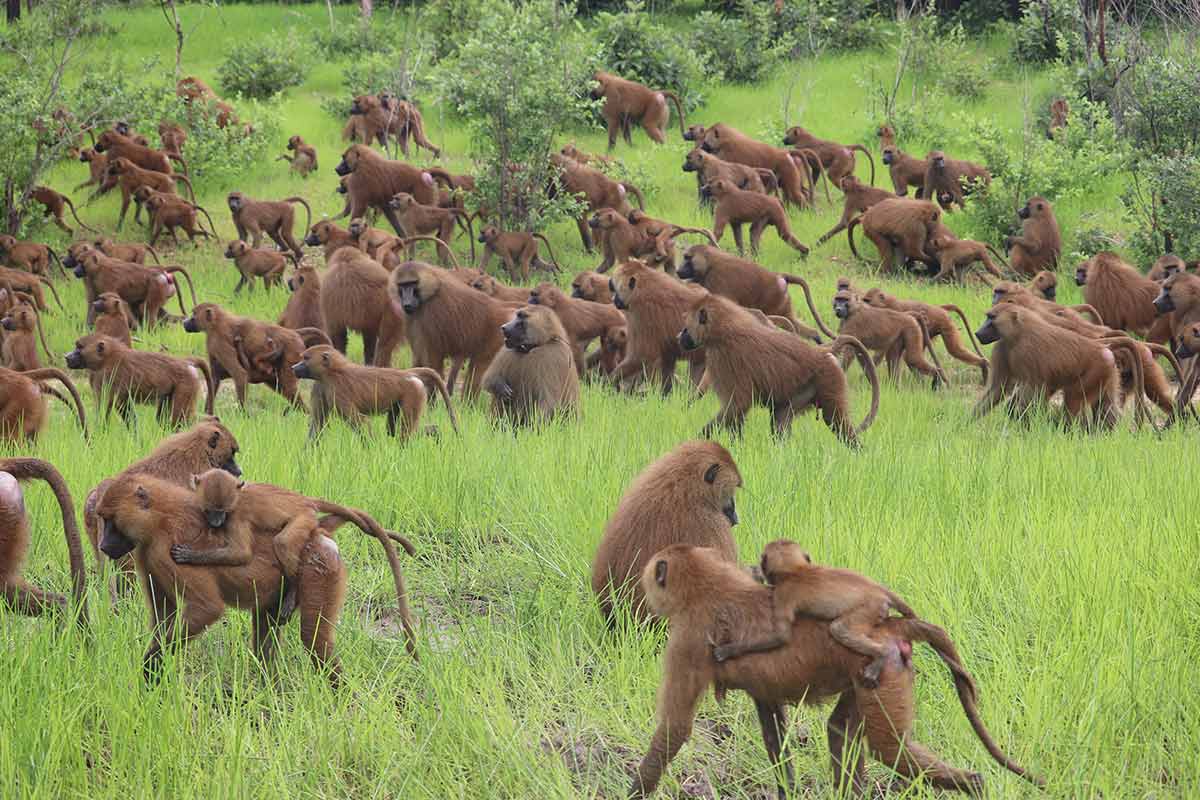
334,145,448,235
833,290,947,388
67,244,192,326
482,305,579,425
922,150,990,210
1,301,52,371
279,266,325,330
527,282,624,375
1005,197,1061,277
29,185,96,235
881,145,928,197
783,125,876,186
224,240,291,293
320,245,406,366
1076,252,1159,337
102,157,194,229
477,226,559,282
703,178,809,256
227,192,311,260
278,135,318,178
0,234,60,277
590,71,686,149
861,288,988,383
847,197,941,273
551,155,645,251
0,367,87,443
93,238,161,265
928,233,1007,282
700,123,811,208
92,292,134,347
570,270,613,303
609,260,706,395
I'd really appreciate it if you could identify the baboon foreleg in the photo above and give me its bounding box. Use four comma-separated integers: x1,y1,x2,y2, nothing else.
731,224,746,256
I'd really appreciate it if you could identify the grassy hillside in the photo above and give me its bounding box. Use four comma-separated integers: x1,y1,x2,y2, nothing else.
2,4,1196,799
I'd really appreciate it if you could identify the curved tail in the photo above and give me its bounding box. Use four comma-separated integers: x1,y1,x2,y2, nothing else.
621,182,646,210
401,235,460,269
667,226,718,246
25,368,87,437
407,366,460,434
849,144,876,185
168,152,190,177
30,305,54,362
830,335,879,435
62,196,99,234
143,244,163,265
845,215,864,260
659,90,687,137
163,266,198,314
174,173,197,204
284,196,313,233
940,304,985,358
914,315,948,384
1100,338,1148,427
193,204,219,239
531,233,561,271
780,274,836,339
1073,304,1105,326
38,276,65,311
190,358,215,415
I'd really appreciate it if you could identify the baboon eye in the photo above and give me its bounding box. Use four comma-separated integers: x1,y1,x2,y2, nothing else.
135,486,149,508
698,309,708,324
322,353,330,364
704,464,720,484
97,342,105,353
654,559,668,587
208,432,220,449
628,278,636,290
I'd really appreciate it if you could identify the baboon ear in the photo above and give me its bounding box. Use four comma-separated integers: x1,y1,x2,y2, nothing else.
135,486,150,509
654,559,668,588
208,431,220,449
704,463,720,484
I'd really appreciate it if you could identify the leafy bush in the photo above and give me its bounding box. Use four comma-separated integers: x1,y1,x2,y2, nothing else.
929,23,989,101
425,0,485,62
1113,54,1200,159
320,45,433,121
1124,155,1200,264
217,31,308,99
775,0,884,56
1012,0,1081,63
435,0,594,231
691,1,792,84
594,2,707,112
314,17,397,59
1068,217,1123,262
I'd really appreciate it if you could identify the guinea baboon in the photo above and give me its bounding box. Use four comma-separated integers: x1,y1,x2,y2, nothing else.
29,186,96,235
817,175,895,246
1,301,53,371
861,288,988,383
0,458,87,624
609,260,706,395
551,155,645,251
1048,98,1069,138
0,235,62,277
158,120,187,157
224,240,292,293
0,367,87,443
630,543,1044,798
227,192,311,260
477,226,560,282
782,125,876,186
527,282,625,375
990,281,1104,326
345,93,440,158
1076,252,1159,337
591,440,741,624
144,192,216,248
1028,270,1058,299
304,220,356,259
102,157,195,229
702,178,809,256
481,305,579,425
876,123,896,148
922,150,990,210
67,245,194,326
683,147,776,204
881,145,928,197
94,238,161,265
699,123,812,208
93,130,186,176
570,270,613,303
75,148,108,193
1005,197,1061,277
587,209,660,272
387,192,473,266
559,142,614,168
65,335,214,427
712,540,917,689
92,292,134,346
833,290,946,388
0,267,60,313
928,233,1007,282
320,245,406,366
346,217,396,259
470,273,533,303
846,197,941,273
278,135,318,178
334,145,449,235
280,266,324,331
590,70,686,149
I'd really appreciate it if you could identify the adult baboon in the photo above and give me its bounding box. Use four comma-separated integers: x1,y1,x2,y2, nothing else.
590,71,686,149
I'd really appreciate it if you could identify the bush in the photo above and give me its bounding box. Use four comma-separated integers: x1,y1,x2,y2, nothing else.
1123,155,1200,264
691,1,792,84
930,23,989,101
1012,0,1081,63
775,0,885,56
320,45,433,121
594,2,707,112
424,0,485,62
217,31,308,99
314,17,397,59
1068,217,1123,262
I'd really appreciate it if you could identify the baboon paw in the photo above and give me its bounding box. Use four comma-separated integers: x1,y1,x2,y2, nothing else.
712,647,730,663
170,544,196,564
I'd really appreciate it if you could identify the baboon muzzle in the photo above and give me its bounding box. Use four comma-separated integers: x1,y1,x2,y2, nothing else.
678,328,698,352
206,510,228,528
182,317,199,333
73,265,86,278
221,458,242,478
975,321,999,345
335,160,351,176
1153,292,1174,314
676,261,696,280
1074,271,1087,287
100,518,135,559
287,278,296,291
723,500,738,526
1,318,13,331
64,350,85,369
570,287,583,298
91,300,105,313
833,300,850,319
291,362,312,379
1018,206,1031,219
303,234,319,246
613,295,627,311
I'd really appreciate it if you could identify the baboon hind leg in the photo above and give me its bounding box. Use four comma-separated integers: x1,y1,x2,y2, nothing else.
2,580,67,616
296,536,347,690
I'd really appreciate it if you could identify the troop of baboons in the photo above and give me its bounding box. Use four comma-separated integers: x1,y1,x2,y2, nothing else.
1,52,1181,797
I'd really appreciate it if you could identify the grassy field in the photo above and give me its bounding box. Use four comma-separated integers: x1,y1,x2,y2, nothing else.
2,4,1197,799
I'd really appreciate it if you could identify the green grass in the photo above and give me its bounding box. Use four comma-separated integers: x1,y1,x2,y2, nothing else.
3,4,1198,799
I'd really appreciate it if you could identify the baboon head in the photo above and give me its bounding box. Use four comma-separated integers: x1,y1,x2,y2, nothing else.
881,145,899,166
835,277,854,293
93,131,119,152
478,225,500,245
336,177,349,195
305,221,339,247
336,145,371,176
500,306,559,353
1018,196,1051,221
699,178,735,202
347,217,368,239
79,148,99,164
224,240,250,259
627,209,650,226
679,294,719,352
676,245,714,283
388,192,416,211
860,288,892,309
183,303,227,334
1,303,35,333
92,292,129,320
560,143,582,161
95,475,163,559
990,281,1025,307
72,249,105,279
589,71,610,100
526,282,564,309
781,125,807,147
190,468,244,528
390,261,440,315
184,416,241,476
929,233,956,253
1075,253,1123,287
877,124,895,140
976,305,1021,345
682,124,707,142
838,175,865,193
1030,271,1057,301
699,126,723,154
288,266,317,292
1153,271,1197,315
588,209,623,231
470,273,500,296
832,289,858,320
603,325,627,353
759,540,813,584
1177,322,1200,359
682,148,706,173
1148,255,1185,283
63,242,92,270
570,271,607,301
0,235,15,254
611,261,654,311
292,344,343,380
106,157,133,176
227,192,247,212
65,333,120,370
928,150,947,169
287,135,303,150
133,186,154,206
349,94,376,116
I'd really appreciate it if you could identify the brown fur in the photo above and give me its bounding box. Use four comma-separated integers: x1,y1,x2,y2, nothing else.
477,226,560,282
881,145,928,197
702,178,809,257
1005,197,1061,276
1048,98,1069,137
683,147,775,204
923,150,990,210
319,245,406,366
93,130,182,176
876,123,896,148
0,367,87,442
347,217,397,260
591,441,741,624
344,93,440,158
0,235,60,277
587,208,660,272
590,70,686,149
1028,270,1057,299
783,125,876,186
92,292,135,347
102,157,194,229
929,233,1007,282
861,288,988,383
227,192,311,260
527,282,624,375
0,266,60,313
304,220,356,260
278,135,318,178
570,270,613,303
1077,252,1159,336
224,240,291,293
560,142,614,168
280,266,325,330
470,273,532,303
833,290,946,388
481,305,579,425
75,148,108,194
334,145,448,235
93,238,161,265
144,192,216,248
158,121,187,157
847,197,941,273
67,245,193,326
29,185,96,235
1,301,52,371
387,192,473,266
551,155,644,251
609,260,706,395
817,176,895,246
699,123,811,208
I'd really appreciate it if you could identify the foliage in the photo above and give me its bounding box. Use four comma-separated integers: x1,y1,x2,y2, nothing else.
320,44,433,121
434,0,594,231
314,16,398,58
593,1,707,112
1068,215,1123,261
217,30,308,99
424,0,485,62
775,0,884,56
690,0,792,84
928,22,990,101
1113,53,1200,159
1011,0,1081,63
947,0,1016,33
1123,155,1200,264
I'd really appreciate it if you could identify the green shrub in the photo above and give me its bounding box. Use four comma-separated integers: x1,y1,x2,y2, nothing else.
776,0,884,56
314,17,396,59
1012,0,1081,63
425,0,485,62
691,1,792,84
929,23,989,101
217,31,308,99
594,2,706,112
1124,155,1200,263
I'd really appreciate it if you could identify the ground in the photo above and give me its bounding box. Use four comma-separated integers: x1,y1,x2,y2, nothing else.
0,4,1196,799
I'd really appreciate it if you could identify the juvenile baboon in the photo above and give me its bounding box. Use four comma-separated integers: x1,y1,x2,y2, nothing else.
527,283,624,373
93,130,185,176
679,293,878,444
92,292,134,346
477,226,560,282
1,301,53,371
551,155,645,251
320,245,406,366
928,233,1007,282
816,175,896,246
1048,98,1069,137
280,266,324,331
570,270,613,303
144,192,216,248
587,208,660,272
278,135,318,178
158,120,187,157
387,192,473,266
881,145,928,197
29,186,96,235
481,305,579,425
347,217,396,259
876,123,896,148
334,145,448,235
591,440,741,624
631,544,1044,797
699,124,811,208
990,281,1105,327
0,235,62,277
67,245,194,326
782,125,876,186
1077,252,1159,337
304,220,356,259
75,148,108,193
65,335,214,427
833,290,946,388
293,344,457,439
102,157,195,229
846,197,941,273
1147,254,1195,283
470,273,533,303
0,458,87,624
1004,197,1061,277
345,93,440,157
683,147,776,204
922,150,990,210
227,192,311,260
609,260,706,395
590,70,686,149
0,367,87,443
861,288,988,383
93,238,161,265
224,240,292,292
1028,270,1058,300
677,244,831,341
703,178,809,256
559,142,614,168
712,540,917,689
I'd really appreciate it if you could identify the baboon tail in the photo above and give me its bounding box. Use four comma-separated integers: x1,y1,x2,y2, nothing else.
193,204,219,239
667,226,718,247
425,168,455,189
1100,338,1149,428
45,247,68,278
1074,304,1105,326
32,305,53,362
0,458,88,624
941,304,985,358
913,315,947,380
830,335,879,435
780,274,836,339
621,182,646,210
531,233,561,271
407,366,460,434
164,266,198,313
168,152,190,177
25,368,87,438
1144,341,1186,386
452,209,476,263
174,173,197,204
284,196,313,232
62,197,99,234
190,358,215,415
984,243,1011,272
659,90,687,137
401,235,460,269
144,244,163,265
849,144,876,186
846,215,863,260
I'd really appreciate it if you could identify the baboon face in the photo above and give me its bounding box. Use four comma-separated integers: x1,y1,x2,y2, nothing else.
183,303,223,334
588,209,621,230
227,193,245,212
292,345,337,379
93,293,123,316
73,250,103,278
682,149,704,173
305,222,335,246
527,283,561,308
349,94,373,115
79,148,97,163
63,243,88,270
1019,196,1050,220
133,187,153,204
224,240,249,259
589,72,608,100
698,445,742,525
94,131,117,152
1177,323,1200,358
699,127,722,154
478,225,499,245
348,218,366,238
1031,271,1057,301
604,326,627,352
990,282,1021,307
682,124,707,142
192,418,241,476
392,263,438,315
1,305,34,332
832,290,856,319
287,267,314,292
976,306,1017,345
928,150,947,169
336,178,349,195
838,175,860,192
760,539,812,582
700,178,734,201
860,288,889,308
627,210,647,226
96,479,154,560
610,263,650,311
0,235,15,253
471,274,499,295
388,193,415,211
781,126,802,146
500,307,547,353
65,334,114,369
1074,260,1091,287
677,245,710,283
929,234,954,252
190,468,244,528
679,301,715,352
1154,273,1183,314
336,145,368,176
881,146,897,165
571,272,604,300
287,135,301,150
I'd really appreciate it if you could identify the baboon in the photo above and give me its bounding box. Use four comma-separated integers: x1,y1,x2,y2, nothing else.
75,148,108,193
0,235,61,277
334,145,448,235
922,150,990,210
1,301,53,371
551,155,645,251
304,220,356,259
470,273,533,303
712,540,917,689
477,226,560,282
679,293,878,445
102,157,195,229
224,240,292,292
587,209,659,272
570,270,613,303
93,130,185,176
876,123,896,148
1077,252,1160,337
590,70,686,149
347,217,396,259
591,440,741,625
990,281,1104,326
278,135,318,178
390,261,514,398
0,458,87,624
846,197,941,273
881,145,928,197
703,178,809,256
144,192,216,248
817,175,896,246
29,186,96,235
861,288,988,383
65,335,214,427
176,75,217,103
387,192,473,265
1147,254,1193,283
0,367,87,442
320,245,406,366
928,233,1007,282
92,292,134,346
94,238,161,265
158,120,187,157
681,123,708,142
1048,98,1069,137
677,244,831,341
631,544,1044,798
833,290,946,388
527,282,624,374
782,125,876,186
227,192,311,260
293,344,457,439
345,93,440,157
1154,272,1200,353
609,260,706,395
683,147,776,204
559,142,614,168
1028,270,1058,300
975,304,1146,429
699,123,811,207
280,266,324,330
1004,197,1061,277
0,267,60,313
67,245,194,325
481,305,579,425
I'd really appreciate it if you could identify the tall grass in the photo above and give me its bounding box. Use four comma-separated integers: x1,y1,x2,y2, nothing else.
2,4,1196,799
